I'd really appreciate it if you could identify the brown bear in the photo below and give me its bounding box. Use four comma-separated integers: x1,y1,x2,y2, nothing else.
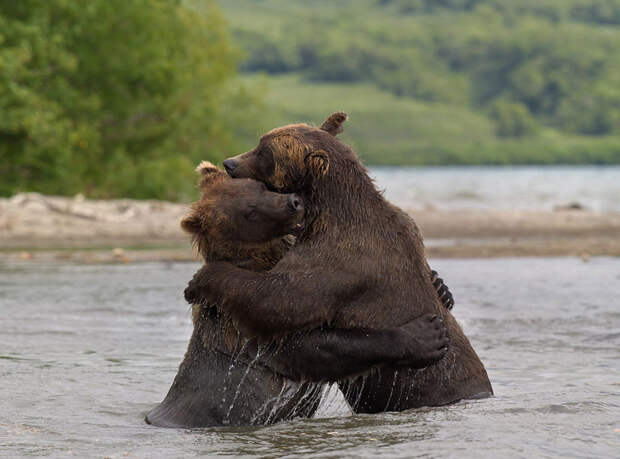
146,162,451,427
185,113,493,413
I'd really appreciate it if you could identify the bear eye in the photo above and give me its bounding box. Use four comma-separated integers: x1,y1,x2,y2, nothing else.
246,210,258,221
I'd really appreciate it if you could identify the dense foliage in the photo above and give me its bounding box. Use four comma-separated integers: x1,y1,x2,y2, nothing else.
0,0,262,199
2,0,618,200
221,0,620,165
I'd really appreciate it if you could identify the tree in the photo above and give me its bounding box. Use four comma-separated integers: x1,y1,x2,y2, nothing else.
0,0,261,199
491,100,537,137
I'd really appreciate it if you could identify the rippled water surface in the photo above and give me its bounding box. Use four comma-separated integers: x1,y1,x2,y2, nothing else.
1,258,619,458
369,165,620,213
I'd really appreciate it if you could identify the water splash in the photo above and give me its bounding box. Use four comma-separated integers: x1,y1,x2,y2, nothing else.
384,369,398,411
352,375,368,411
249,382,281,425
395,369,409,408
286,383,322,420
262,381,292,425
223,343,259,423
316,383,347,416
315,383,334,413
220,338,250,407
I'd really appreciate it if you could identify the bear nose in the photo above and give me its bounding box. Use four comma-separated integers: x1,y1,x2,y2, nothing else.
287,194,303,213
223,159,238,176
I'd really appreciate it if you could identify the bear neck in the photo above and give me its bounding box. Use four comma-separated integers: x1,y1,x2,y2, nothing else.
298,151,437,316
199,236,292,270
301,156,400,241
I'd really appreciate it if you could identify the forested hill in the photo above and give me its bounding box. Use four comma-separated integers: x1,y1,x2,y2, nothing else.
2,1,618,200
219,0,620,165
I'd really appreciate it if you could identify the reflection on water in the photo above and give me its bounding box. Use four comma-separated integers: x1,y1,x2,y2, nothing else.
369,165,620,213
0,259,619,457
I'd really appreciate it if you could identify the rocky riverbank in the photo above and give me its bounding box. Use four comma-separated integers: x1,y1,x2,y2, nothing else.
1,193,619,263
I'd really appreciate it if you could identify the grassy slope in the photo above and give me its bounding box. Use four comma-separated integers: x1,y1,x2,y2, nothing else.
241,74,619,165
222,1,620,165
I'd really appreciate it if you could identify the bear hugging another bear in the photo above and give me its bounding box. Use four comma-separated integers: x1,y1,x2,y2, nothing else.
186,112,492,413
146,160,453,428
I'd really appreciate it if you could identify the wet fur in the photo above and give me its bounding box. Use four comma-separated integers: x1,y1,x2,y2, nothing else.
146,165,321,427
147,163,452,427
190,116,493,411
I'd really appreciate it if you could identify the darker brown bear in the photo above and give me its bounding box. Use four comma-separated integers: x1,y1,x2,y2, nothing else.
147,163,451,427
186,113,493,412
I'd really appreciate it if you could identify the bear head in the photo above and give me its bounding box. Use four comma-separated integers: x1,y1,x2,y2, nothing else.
181,161,305,264
221,112,354,194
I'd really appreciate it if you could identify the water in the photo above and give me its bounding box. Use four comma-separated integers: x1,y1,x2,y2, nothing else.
369,165,620,213
1,258,618,458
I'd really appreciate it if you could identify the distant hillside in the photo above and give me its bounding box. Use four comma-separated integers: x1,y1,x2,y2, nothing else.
220,0,620,165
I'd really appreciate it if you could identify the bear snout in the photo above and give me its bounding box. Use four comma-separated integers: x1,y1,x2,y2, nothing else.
223,159,238,177
287,194,303,213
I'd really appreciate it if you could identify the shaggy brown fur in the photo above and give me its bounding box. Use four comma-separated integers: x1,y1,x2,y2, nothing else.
147,162,451,427
187,114,493,412
181,161,300,274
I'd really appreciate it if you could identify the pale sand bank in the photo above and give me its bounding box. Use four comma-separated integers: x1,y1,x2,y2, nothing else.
1,193,618,262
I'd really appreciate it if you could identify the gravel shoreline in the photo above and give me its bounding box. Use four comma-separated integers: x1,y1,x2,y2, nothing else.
1,193,619,262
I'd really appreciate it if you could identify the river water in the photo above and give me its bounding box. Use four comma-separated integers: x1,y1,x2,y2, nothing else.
1,258,618,458
369,165,620,213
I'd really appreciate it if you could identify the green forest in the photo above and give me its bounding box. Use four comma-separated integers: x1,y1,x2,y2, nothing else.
0,0,262,199
1,0,619,199
221,0,620,166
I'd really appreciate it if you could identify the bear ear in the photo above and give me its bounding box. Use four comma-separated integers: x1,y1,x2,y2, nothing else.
320,112,348,136
196,160,226,187
196,161,219,175
180,214,202,235
305,149,329,178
